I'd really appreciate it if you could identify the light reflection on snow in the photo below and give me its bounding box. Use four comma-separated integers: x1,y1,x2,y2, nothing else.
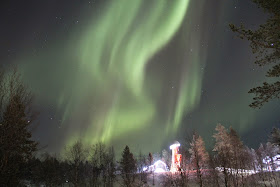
143,160,168,173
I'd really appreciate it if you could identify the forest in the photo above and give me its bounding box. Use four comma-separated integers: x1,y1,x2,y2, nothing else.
0,69,279,186
1,0,280,186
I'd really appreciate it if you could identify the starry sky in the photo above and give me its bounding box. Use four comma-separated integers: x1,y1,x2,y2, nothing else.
1,0,280,155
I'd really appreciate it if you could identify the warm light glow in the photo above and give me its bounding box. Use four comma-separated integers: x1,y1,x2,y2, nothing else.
169,142,180,150
170,141,182,172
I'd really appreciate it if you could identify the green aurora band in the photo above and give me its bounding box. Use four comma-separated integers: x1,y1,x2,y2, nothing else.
78,0,191,142
76,0,193,145
14,0,280,154
20,0,210,152
73,0,205,149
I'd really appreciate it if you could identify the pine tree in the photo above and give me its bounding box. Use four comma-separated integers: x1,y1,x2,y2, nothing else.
120,145,137,187
0,69,38,186
230,0,280,108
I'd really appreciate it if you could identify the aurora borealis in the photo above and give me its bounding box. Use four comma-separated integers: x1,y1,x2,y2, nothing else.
1,0,280,154
77,0,191,144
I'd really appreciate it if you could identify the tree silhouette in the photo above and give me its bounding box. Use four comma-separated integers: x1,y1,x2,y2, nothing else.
189,132,209,187
120,145,137,187
230,0,280,108
0,68,38,186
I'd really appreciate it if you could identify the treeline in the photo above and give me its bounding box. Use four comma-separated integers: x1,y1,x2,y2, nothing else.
22,142,146,187
163,125,280,187
24,142,116,187
1,68,280,187
16,125,280,187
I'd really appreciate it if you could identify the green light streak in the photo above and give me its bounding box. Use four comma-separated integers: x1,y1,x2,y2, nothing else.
69,0,191,146
16,0,278,154
19,0,209,152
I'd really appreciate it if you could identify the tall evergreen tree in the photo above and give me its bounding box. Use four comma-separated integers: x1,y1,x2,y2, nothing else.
230,0,280,108
0,68,38,186
120,145,137,187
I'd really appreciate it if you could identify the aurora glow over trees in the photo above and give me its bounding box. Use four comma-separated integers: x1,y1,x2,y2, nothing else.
2,0,280,186
1,0,279,161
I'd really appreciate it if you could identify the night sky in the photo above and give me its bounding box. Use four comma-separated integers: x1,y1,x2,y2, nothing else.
1,0,280,155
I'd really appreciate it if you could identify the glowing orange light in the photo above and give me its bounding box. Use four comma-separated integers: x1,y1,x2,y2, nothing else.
170,141,182,172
